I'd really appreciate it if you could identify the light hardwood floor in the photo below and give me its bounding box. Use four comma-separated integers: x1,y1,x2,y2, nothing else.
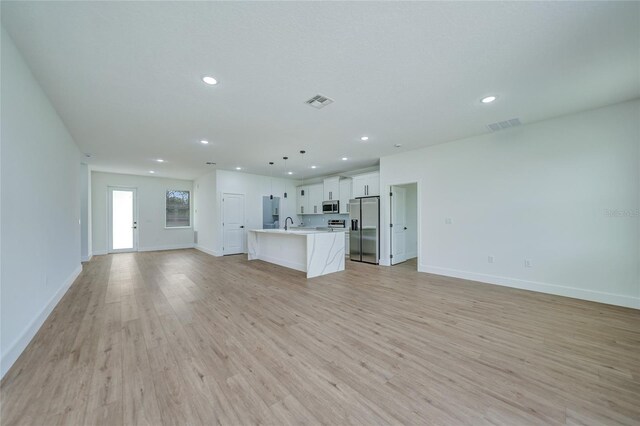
1,249,639,425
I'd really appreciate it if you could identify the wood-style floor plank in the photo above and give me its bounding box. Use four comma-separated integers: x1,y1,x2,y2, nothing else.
1,250,639,425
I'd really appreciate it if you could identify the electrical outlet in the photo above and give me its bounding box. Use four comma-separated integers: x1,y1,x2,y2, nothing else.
524,259,532,268
488,255,494,264
445,218,453,225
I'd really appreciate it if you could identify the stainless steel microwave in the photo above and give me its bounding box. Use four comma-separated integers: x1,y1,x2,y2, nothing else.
322,200,339,214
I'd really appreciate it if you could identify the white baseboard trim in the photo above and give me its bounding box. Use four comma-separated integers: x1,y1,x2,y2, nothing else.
94,244,195,256
81,255,93,262
421,264,639,309
1,264,83,379
138,243,195,252
195,245,223,257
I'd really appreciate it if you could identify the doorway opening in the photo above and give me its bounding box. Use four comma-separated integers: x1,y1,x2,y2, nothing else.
108,187,138,253
222,193,245,255
262,196,280,229
390,182,418,269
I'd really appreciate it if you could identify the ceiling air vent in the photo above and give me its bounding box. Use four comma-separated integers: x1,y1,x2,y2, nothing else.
305,94,334,109
487,118,521,132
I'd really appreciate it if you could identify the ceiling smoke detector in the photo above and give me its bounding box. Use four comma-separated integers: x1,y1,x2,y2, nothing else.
487,118,522,132
305,94,334,109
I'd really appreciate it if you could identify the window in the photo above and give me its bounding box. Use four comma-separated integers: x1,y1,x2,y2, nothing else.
166,190,191,227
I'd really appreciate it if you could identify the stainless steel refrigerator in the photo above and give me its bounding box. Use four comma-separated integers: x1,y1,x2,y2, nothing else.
349,196,380,264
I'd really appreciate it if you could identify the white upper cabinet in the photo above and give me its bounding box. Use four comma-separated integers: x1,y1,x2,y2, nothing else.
298,174,374,214
352,172,380,197
307,183,324,214
296,185,308,215
352,176,366,198
367,174,380,197
296,183,323,215
339,178,352,214
323,176,340,201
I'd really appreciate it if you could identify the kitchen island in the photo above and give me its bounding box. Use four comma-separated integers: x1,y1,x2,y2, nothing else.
247,229,345,278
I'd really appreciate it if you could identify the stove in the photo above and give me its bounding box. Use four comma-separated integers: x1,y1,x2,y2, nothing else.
327,219,346,229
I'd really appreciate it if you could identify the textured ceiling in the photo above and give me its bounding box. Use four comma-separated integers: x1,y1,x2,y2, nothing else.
2,1,639,180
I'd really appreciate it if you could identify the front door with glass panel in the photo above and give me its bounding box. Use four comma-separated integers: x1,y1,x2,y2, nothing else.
109,187,138,253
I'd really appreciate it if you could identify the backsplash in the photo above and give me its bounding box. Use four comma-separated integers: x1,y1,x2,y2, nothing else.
296,213,348,227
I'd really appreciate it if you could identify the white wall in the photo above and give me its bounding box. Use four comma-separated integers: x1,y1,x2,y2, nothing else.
1,28,83,377
380,99,640,309
80,163,92,261
194,170,300,256
193,171,217,255
91,171,194,254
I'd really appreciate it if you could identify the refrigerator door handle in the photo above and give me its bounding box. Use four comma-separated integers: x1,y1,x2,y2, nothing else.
351,219,359,231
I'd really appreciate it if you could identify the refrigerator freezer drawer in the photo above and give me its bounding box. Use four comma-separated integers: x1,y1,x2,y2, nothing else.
361,227,378,264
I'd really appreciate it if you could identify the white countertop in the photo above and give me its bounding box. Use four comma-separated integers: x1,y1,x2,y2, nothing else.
249,229,346,235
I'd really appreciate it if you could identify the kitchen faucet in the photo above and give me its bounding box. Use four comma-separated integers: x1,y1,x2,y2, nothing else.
284,216,294,231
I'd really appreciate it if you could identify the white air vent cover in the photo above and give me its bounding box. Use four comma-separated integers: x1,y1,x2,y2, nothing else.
305,94,334,109
487,118,521,132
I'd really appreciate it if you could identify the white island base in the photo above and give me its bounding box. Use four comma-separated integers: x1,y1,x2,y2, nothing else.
247,229,345,278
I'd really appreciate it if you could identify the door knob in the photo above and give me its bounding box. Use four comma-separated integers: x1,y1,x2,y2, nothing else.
240,225,245,229
404,227,407,230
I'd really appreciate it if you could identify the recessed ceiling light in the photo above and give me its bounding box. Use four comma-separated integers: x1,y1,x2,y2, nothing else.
481,96,497,104
394,144,402,148
149,170,155,174
360,136,369,141
311,165,317,169
206,162,216,165
287,171,293,175
200,140,209,145
156,159,164,163
341,157,348,161
235,167,242,170
202,76,218,85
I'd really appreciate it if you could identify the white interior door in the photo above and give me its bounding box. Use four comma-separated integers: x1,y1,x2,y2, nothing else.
391,186,407,265
223,193,245,255
109,187,138,253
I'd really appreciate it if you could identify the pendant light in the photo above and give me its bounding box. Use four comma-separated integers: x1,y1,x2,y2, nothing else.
282,156,289,198
269,161,274,199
